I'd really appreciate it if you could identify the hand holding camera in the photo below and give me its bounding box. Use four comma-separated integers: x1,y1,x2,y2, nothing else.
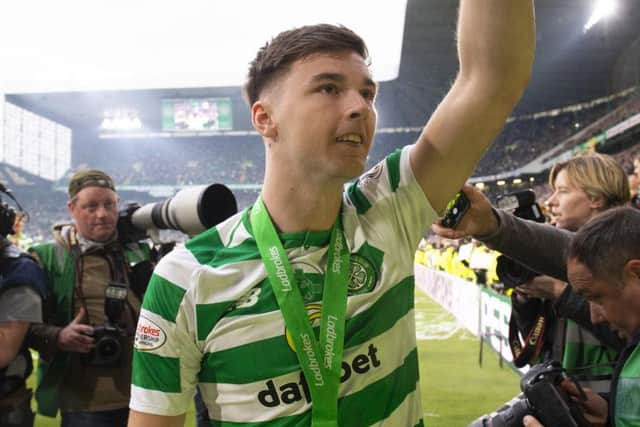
432,184,499,240
81,283,129,367
467,361,592,427
521,380,608,427
57,307,95,353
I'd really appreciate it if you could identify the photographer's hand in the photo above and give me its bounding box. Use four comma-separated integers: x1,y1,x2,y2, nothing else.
57,307,95,353
432,184,498,239
522,415,543,427
561,379,608,427
515,275,567,300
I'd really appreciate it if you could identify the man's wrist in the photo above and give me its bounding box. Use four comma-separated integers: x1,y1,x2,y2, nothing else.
473,208,502,240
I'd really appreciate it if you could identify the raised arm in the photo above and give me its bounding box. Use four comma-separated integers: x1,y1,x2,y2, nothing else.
412,0,535,212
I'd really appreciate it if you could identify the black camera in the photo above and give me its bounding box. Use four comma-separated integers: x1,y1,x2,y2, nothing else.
0,199,16,238
0,183,29,238
495,190,546,289
442,191,471,229
467,361,590,427
83,283,128,367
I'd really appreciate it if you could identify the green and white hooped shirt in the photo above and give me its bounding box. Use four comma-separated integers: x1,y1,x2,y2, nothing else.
130,145,438,426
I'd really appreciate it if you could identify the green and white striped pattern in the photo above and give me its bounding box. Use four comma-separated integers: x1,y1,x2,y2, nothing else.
130,145,438,426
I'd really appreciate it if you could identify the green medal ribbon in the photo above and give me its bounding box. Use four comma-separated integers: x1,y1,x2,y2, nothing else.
252,195,350,427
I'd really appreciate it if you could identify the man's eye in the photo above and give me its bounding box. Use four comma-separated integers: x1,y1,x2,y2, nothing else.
320,85,338,95
361,89,376,101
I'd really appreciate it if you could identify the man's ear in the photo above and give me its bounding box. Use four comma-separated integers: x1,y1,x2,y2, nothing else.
624,259,640,281
589,196,605,211
251,101,277,139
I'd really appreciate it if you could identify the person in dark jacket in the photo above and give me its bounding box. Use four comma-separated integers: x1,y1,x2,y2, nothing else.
434,185,640,427
0,237,47,427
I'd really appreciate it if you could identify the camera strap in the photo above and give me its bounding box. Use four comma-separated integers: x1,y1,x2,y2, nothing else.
508,296,549,368
67,229,93,324
67,228,137,327
252,195,350,427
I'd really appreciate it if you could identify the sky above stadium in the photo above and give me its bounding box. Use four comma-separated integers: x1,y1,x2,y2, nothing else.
0,0,407,93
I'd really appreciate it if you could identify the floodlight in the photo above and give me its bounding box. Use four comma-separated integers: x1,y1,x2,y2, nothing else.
584,0,618,32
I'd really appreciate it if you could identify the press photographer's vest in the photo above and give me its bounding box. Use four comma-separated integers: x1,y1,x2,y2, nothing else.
614,340,640,427
0,244,47,405
563,319,618,394
29,237,150,417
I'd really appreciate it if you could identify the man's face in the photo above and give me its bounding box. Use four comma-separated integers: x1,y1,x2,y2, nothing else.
546,170,602,231
259,50,377,183
68,186,119,242
568,258,639,340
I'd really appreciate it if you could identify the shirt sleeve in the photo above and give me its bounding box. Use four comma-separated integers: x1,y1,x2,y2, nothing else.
0,286,42,323
129,247,203,416
346,145,439,258
479,208,572,281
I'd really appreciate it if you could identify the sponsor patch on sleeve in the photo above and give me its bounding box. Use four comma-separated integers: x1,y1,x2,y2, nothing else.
134,315,167,351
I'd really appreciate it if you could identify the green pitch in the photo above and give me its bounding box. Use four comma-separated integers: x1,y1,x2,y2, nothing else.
28,288,519,426
416,289,521,426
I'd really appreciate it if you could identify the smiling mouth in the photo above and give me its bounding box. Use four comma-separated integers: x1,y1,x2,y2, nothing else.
336,133,363,145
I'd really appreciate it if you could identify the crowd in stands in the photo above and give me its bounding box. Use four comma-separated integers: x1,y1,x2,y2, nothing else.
4,90,639,253
72,136,266,186
545,94,640,161
475,93,638,176
64,93,639,191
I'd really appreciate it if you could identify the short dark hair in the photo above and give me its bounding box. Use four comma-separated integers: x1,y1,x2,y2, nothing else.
567,207,640,283
243,24,369,106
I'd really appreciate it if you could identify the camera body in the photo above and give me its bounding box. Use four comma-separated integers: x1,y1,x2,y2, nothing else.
82,283,128,367
86,323,127,367
467,361,590,427
442,191,471,229
495,190,546,289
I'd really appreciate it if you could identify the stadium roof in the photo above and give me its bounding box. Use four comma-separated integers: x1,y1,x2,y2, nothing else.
6,0,640,132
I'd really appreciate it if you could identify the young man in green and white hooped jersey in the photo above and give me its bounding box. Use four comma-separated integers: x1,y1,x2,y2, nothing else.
128,2,536,426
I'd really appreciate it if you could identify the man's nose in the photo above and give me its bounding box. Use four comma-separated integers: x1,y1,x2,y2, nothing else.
345,90,370,120
95,205,110,217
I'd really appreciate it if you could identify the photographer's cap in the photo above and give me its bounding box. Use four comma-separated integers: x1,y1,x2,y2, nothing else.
68,169,116,199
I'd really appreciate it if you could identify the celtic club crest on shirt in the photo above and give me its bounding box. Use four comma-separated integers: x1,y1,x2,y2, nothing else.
348,254,378,295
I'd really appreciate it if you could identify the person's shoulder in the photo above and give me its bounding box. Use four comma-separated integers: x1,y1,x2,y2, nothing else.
1,240,22,259
155,243,203,275
184,209,252,264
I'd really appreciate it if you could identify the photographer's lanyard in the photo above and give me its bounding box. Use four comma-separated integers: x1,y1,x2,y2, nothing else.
252,196,349,427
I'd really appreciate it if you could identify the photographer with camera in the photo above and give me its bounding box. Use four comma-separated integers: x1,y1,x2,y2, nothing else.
27,169,153,427
0,195,48,427
520,208,640,427
505,155,627,389
434,188,639,426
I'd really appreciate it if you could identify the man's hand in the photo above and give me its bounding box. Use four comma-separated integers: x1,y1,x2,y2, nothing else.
57,307,95,353
514,275,567,300
523,415,543,426
561,379,608,427
432,184,498,239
